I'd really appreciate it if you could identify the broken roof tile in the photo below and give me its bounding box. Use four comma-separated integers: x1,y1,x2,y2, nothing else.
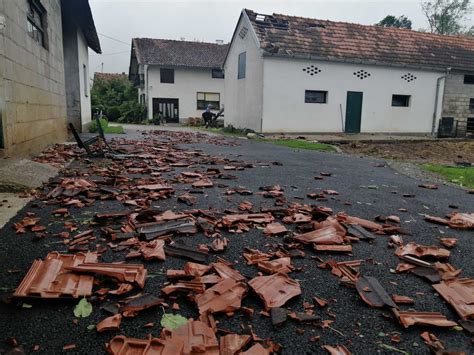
96,314,122,332
294,226,345,245
212,262,246,282
263,222,287,236
14,252,98,298
395,242,450,260
248,273,301,309
219,334,251,355
241,343,270,355
184,262,212,277
439,237,458,248
322,345,351,355
221,213,274,227
391,294,415,305
67,263,147,288
195,278,247,314
448,212,474,229
139,239,166,261
355,276,398,309
257,257,293,274
393,309,458,328
121,293,164,317
433,278,474,320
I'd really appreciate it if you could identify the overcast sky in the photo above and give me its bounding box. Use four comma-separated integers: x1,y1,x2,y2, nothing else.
88,0,470,76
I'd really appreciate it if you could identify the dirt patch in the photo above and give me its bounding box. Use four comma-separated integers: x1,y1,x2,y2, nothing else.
338,140,474,164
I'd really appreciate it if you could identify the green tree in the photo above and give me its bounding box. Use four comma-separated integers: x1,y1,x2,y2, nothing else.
91,76,146,123
421,0,472,35
376,15,413,29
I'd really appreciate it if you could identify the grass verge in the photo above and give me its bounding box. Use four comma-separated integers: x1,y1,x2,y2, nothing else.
423,164,474,188
90,118,125,134
265,139,336,152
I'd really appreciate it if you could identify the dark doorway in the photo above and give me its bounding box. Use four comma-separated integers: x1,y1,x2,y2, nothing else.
153,98,179,123
345,91,363,133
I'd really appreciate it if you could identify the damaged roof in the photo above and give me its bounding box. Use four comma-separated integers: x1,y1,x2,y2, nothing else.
132,38,229,68
243,9,474,72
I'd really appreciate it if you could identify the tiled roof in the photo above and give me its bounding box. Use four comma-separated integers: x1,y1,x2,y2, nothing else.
245,9,474,71
93,72,127,81
132,38,229,68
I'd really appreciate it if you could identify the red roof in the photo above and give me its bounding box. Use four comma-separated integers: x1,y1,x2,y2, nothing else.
245,9,474,72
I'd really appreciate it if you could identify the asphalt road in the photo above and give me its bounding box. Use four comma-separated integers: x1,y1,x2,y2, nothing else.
0,131,472,354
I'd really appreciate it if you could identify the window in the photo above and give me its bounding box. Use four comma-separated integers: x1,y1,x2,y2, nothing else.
83,64,88,97
197,92,220,110
160,68,174,83
464,75,474,84
212,69,224,79
238,52,246,79
27,0,47,48
392,95,410,107
470,98,474,111
305,90,327,104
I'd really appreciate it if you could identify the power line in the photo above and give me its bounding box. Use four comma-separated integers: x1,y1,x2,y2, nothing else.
98,32,130,46
91,50,130,56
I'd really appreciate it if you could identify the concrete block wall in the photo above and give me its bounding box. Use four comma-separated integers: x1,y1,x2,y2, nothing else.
0,0,67,157
442,72,474,135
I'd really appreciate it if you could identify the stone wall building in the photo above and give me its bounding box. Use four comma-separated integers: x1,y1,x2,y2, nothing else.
0,0,100,157
440,73,474,137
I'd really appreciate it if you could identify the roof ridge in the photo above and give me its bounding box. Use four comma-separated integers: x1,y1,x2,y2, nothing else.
133,37,229,46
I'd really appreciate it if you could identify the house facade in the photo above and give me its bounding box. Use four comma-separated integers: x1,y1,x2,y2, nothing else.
129,38,228,123
0,0,100,157
224,9,474,135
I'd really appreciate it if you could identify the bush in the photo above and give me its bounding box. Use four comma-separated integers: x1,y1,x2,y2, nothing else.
89,118,108,133
106,106,121,121
91,76,146,123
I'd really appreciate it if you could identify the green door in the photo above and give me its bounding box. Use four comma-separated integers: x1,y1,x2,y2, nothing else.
345,91,363,133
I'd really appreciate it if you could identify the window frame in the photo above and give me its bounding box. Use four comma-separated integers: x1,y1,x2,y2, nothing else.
238,52,246,79
196,92,220,110
304,90,328,104
27,0,47,49
391,94,411,107
83,64,88,97
160,68,175,84
211,68,224,79
463,75,474,85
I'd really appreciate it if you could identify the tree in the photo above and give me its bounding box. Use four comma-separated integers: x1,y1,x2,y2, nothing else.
91,76,146,123
376,15,413,29
421,0,472,35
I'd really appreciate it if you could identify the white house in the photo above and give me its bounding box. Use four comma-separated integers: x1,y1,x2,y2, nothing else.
129,38,228,123
224,9,474,135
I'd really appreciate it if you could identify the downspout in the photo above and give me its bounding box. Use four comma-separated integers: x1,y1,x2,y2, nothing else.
145,64,150,119
431,67,451,136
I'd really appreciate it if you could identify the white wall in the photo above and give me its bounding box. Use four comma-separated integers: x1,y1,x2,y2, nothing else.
146,66,224,121
223,13,264,132
262,58,445,133
77,29,91,129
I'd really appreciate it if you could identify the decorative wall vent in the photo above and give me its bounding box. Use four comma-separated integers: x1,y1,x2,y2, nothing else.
239,26,248,39
401,73,417,82
302,65,322,76
353,70,371,79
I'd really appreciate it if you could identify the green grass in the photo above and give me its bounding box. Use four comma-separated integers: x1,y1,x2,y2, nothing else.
423,164,474,188
265,139,336,152
104,125,125,134
89,118,125,134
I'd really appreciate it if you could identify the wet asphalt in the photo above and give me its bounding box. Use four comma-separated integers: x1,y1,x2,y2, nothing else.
0,131,472,354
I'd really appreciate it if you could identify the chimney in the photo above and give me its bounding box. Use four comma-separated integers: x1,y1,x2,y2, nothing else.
215,39,224,45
